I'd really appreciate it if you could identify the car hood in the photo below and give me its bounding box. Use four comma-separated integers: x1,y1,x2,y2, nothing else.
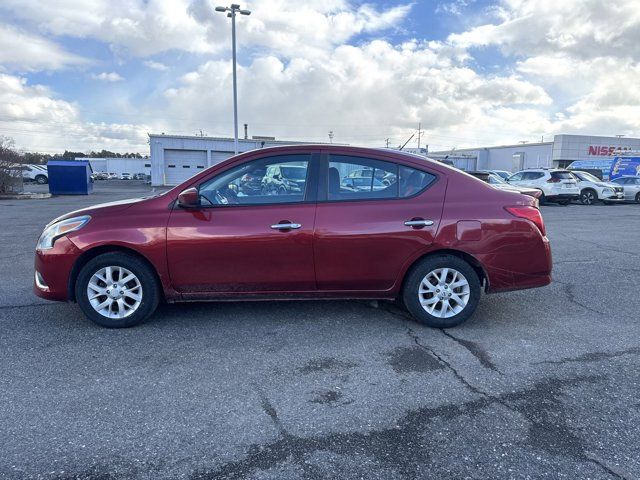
46,197,153,226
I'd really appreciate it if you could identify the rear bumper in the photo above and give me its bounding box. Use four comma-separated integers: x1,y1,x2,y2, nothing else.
546,193,579,200
483,236,552,293
33,236,81,302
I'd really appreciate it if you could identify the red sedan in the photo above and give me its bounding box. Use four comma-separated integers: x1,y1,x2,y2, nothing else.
34,146,551,328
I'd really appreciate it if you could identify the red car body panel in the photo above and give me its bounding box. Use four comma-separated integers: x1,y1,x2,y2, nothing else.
34,145,552,305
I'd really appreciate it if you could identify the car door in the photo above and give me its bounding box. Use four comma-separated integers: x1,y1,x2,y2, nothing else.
166,152,319,295
313,153,445,292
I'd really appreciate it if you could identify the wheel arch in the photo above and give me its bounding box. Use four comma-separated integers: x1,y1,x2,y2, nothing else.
67,245,164,302
400,248,489,295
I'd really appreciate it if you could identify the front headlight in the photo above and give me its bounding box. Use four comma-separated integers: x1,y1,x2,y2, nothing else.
36,215,91,250
602,188,614,195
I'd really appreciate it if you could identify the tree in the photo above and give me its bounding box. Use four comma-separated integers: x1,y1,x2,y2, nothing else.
0,136,23,194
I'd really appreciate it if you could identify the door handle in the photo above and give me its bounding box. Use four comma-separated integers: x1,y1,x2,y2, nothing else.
404,219,434,228
271,223,302,230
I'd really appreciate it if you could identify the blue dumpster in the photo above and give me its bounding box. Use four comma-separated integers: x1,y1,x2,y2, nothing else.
47,160,93,195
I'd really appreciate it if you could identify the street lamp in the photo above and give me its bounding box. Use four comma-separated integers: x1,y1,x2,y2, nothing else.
215,4,251,155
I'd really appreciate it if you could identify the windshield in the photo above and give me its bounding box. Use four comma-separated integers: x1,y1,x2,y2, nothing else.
574,171,600,183
487,174,506,184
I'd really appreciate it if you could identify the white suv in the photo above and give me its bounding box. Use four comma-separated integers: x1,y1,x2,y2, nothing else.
507,168,579,205
21,164,48,184
570,170,625,205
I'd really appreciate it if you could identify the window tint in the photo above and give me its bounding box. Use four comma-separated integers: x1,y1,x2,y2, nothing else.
398,165,436,197
509,173,523,181
199,154,310,206
523,172,544,180
551,171,574,180
327,155,435,201
328,156,398,200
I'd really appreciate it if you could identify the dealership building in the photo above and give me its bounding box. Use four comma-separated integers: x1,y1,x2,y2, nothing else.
147,132,640,186
148,134,319,186
428,134,640,172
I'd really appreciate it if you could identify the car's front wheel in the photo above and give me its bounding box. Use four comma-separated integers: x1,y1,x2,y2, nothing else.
35,175,48,184
403,255,481,328
75,252,160,328
636,192,640,204
580,189,597,205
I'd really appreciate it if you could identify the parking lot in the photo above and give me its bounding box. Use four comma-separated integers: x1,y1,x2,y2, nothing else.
1,182,639,479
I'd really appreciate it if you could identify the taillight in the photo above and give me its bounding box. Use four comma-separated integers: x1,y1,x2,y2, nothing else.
505,206,546,236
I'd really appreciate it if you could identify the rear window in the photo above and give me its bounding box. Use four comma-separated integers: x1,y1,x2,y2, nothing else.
551,171,574,180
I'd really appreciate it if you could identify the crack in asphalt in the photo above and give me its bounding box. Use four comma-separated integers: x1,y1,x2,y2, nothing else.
439,329,503,374
535,347,640,365
553,279,607,316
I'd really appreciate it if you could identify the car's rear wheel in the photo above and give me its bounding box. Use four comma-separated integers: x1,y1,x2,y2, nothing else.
403,255,481,328
75,252,160,328
580,189,597,205
35,175,48,184
636,192,640,204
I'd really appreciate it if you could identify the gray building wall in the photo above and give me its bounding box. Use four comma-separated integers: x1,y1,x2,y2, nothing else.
149,134,313,186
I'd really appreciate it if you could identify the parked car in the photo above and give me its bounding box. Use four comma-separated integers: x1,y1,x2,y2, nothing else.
611,176,640,203
507,168,579,205
133,173,146,180
570,170,624,205
120,173,132,180
347,168,397,186
467,171,542,199
261,164,306,195
92,172,109,180
485,170,511,181
107,173,118,180
21,164,48,184
34,145,551,329
341,176,386,191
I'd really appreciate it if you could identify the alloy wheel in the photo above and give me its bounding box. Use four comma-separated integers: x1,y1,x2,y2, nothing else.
581,191,595,205
87,266,143,319
418,267,470,318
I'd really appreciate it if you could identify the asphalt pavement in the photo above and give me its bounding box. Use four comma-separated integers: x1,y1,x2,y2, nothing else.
1,182,639,479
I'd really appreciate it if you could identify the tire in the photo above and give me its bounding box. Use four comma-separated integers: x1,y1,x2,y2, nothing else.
580,189,597,205
636,193,640,204
35,175,48,184
403,255,481,328
75,252,160,328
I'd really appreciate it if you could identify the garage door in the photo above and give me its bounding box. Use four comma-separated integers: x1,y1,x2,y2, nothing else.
211,151,234,167
164,149,207,185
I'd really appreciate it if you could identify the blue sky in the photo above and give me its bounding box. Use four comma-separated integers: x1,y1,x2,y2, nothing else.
0,0,638,153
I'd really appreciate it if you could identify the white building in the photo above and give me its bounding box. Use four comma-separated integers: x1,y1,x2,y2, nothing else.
429,134,640,172
77,157,151,177
149,134,317,186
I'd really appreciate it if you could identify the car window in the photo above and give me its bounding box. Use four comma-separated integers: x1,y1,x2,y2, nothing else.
551,171,574,180
328,156,398,200
327,155,435,201
509,173,523,181
522,172,544,180
398,165,436,197
199,154,310,206
575,171,600,182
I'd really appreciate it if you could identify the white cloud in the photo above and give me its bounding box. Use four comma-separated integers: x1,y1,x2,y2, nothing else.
157,39,554,149
90,72,124,82
0,23,87,71
0,73,149,153
143,60,169,71
0,0,411,58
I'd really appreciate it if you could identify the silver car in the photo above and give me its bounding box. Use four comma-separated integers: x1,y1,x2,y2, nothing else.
611,176,640,203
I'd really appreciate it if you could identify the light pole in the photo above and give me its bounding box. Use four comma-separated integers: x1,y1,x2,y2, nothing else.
215,4,251,155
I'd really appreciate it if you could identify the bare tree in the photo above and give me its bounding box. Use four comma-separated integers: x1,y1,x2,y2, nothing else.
0,136,23,194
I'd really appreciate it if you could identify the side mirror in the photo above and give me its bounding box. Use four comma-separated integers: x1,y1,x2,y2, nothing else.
177,187,201,208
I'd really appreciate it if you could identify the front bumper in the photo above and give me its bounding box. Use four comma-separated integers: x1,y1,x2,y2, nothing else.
33,236,82,301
